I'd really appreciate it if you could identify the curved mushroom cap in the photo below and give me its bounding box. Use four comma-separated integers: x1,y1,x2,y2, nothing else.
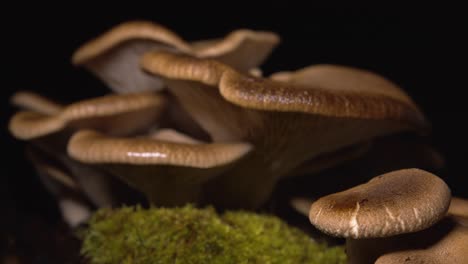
68,129,252,167
309,169,451,238
73,20,279,93
142,51,426,128
67,129,253,206
9,91,166,140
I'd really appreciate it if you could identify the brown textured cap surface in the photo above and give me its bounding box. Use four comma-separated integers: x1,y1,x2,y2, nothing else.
309,169,451,238
142,51,426,129
221,66,425,127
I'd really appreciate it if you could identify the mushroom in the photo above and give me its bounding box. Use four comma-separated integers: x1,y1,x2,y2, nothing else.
73,20,280,93
303,168,468,264
308,169,451,238
9,91,166,140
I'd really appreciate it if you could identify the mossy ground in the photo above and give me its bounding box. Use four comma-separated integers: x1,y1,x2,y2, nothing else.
81,205,346,264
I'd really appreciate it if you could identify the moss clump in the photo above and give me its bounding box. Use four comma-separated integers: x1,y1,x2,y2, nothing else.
81,205,346,264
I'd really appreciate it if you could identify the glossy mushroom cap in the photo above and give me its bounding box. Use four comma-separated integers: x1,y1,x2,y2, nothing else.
309,169,451,238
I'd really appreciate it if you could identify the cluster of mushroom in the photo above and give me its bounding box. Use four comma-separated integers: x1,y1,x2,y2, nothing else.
8,21,452,231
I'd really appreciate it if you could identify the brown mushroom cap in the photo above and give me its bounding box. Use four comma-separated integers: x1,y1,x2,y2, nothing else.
309,169,451,238
73,20,279,93
9,91,166,140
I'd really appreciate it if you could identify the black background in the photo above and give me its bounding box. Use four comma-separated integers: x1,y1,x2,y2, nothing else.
1,3,466,260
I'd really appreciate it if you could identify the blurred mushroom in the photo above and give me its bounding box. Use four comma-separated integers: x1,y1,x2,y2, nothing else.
8,91,163,214
73,20,279,93
9,91,166,140
26,147,92,227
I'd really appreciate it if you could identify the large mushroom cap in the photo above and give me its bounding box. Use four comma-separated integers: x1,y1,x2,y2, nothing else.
309,169,451,238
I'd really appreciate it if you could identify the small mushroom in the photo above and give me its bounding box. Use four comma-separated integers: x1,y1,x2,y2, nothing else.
9,91,166,140
73,20,279,93
309,169,451,238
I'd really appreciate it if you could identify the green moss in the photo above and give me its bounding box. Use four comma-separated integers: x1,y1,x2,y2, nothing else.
81,205,346,264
